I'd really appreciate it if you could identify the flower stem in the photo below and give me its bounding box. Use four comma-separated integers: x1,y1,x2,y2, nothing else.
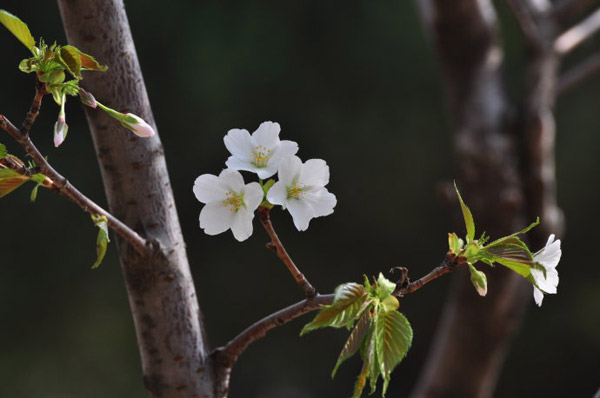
258,206,317,298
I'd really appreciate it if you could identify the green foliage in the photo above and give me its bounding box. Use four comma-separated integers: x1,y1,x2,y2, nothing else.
0,143,7,159
29,173,46,203
302,274,413,397
447,232,463,254
91,214,110,269
301,283,367,335
454,182,475,242
0,10,35,51
0,167,28,198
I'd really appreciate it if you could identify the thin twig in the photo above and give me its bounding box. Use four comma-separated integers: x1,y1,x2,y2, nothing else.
551,0,597,24
212,253,465,395
506,0,542,44
20,78,46,135
258,206,317,298
396,253,464,295
0,113,148,254
555,7,600,54
557,52,600,94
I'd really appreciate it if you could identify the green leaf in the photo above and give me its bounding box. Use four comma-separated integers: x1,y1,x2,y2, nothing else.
448,232,463,254
30,183,39,202
375,273,396,300
58,45,82,78
332,312,372,378
485,218,540,248
0,144,7,159
91,214,110,269
352,356,370,398
484,237,534,263
0,10,35,51
495,258,531,278
0,168,28,198
301,283,367,335
454,181,475,242
374,310,413,396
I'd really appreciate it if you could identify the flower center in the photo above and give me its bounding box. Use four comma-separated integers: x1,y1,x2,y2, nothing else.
222,191,244,212
251,145,272,168
287,181,306,199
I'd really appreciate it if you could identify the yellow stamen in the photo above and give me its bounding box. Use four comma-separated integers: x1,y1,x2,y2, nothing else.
251,145,272,168
221,191,244,212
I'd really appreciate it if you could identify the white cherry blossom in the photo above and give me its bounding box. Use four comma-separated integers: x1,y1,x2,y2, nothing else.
193,169,263,241
267,155,336,231
224,121,298,179
531,234,561,306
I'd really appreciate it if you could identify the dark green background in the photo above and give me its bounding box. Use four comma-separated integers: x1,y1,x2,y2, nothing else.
1,1,599,397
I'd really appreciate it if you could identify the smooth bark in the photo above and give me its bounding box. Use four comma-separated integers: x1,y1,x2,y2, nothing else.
57,1,215,397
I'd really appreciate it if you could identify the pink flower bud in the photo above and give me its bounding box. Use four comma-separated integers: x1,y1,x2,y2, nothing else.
54,119,68,147
125,113,155,137
79,88,98,108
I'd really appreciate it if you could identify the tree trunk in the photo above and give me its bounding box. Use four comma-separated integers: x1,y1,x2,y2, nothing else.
57,1,215,397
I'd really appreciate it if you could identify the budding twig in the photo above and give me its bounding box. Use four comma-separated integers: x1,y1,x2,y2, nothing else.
0,85,148,254
258,206,317,298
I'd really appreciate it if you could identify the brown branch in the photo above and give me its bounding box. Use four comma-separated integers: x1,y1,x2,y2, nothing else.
396,253,465,295
212,254,465,397
551,0,597,24
20,78,46,135
506,0,542,45
0,112,148,254
557,52,600,94
258,206,317,298
555,7,600,54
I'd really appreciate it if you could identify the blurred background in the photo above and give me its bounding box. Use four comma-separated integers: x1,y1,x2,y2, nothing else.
0,1,599,397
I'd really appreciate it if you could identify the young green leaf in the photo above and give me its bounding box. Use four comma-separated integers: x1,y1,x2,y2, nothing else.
332,312,372,378
91,214,110,269
0,144,7,159
301,283,367,335
0,168,28,198
353,356,370,398
0,10,35,51
375,273,396,300
454,181,475,242
495,258,531,278
58,45,83,78
448,232,463,254
79,51,108,71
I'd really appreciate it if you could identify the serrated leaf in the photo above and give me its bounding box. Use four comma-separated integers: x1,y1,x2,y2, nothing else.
332,312,372,378
454,181,475,242
495,258,531,278
91,214,110,269
375,310,413,396
301,283,367,335
352,358,370,398
484,238,534,263
0,10,35,51
0,168,28,198
485,218,540,248
0,144,7,159
375,273,396,300
58,45,82,78
79,51,108,71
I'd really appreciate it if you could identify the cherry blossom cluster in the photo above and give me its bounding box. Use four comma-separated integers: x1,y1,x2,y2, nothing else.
193,121,337,241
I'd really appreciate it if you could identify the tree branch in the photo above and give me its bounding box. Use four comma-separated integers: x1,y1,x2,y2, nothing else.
258,206,317,298
555,7,600,54
557,52,600,94
506,0,542,45
212,253,465,397
551,0,597,24
0,111,148,254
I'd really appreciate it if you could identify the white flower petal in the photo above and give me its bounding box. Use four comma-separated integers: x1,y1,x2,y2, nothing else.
269,140,299,166
218,169,245,191
531,268,557,294
286,198,313,231
200,201,235,235
277,156,302,185
230,208,254,241
224,129,253,160
303,189,336,217
255,165,278,179
534,235,562,269
225,156,257,174
244,182,265,212
252,121,280,148
533,286,544,306
266,181,288,207
300,159,330,187
193,174,228,203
